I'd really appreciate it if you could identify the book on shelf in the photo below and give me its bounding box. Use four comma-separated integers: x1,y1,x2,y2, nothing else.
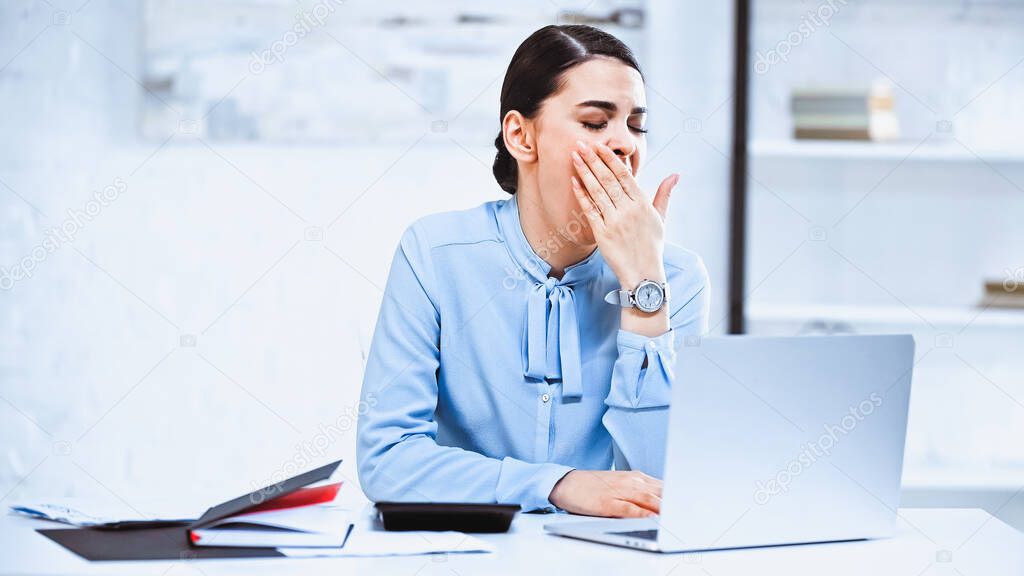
981,280,1024,309
791,80,899,142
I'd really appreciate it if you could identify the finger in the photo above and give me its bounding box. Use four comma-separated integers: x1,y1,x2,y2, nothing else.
577,141,626,206
572,150,614,213
627,475,662,509
571,176,604,230
652,173,679,220
640,477,663,498
629,472,663,498
626,489,662,514
611,500,658,519
593,142,636,200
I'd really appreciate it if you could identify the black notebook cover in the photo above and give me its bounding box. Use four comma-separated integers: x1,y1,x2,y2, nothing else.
38,525,283,561
37,459,341,562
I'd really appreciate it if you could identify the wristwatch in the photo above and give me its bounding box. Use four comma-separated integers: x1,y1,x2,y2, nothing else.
604,279,669,313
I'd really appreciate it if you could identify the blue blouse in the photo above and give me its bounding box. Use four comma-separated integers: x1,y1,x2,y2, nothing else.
356,194,710,512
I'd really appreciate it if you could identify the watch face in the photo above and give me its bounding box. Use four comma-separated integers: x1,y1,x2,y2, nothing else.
634,282,664,313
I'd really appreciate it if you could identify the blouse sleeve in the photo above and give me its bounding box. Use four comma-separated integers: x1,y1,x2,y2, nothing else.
600,256,711,478
356,224,573,512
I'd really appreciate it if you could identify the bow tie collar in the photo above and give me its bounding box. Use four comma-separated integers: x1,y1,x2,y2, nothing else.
524,277,583,399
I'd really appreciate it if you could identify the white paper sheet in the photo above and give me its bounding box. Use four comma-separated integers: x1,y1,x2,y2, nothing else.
279,529,494,557
192,505,353,548
9,498,192,527
212,504,350,532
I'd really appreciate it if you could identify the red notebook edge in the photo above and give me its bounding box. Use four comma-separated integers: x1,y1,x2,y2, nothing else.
239,482,343,515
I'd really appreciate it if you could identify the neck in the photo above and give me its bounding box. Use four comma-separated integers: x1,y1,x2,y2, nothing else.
515,181,596,279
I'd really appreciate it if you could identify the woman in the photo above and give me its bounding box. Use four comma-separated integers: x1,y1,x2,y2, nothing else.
356,24,709,519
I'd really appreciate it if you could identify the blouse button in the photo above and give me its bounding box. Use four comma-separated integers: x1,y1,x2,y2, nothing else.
647,341,657,351
541,393,551,403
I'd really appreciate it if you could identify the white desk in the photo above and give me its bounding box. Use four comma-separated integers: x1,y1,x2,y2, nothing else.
1,507,1021,575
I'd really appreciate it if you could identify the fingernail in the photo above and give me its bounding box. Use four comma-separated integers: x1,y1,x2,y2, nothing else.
576,140,588,151
571,151,582,164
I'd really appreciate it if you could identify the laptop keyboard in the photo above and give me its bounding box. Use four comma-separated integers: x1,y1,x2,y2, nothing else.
609,529,658,541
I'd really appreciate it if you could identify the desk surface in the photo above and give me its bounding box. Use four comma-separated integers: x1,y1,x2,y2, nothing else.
1,507,1021,576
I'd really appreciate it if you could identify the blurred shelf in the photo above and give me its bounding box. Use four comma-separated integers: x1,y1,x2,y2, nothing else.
746,303,1024,330
902,467,1024,492
749,140,1024,164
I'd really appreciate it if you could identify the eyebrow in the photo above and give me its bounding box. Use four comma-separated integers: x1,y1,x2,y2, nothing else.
576,100,647,115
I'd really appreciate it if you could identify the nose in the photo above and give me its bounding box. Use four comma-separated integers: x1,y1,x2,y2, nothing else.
605,127,636,168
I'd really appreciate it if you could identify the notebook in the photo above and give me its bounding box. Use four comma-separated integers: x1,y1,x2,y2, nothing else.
38,459,345,561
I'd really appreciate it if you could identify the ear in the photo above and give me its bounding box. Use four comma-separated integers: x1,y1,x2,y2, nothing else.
502,110,537,165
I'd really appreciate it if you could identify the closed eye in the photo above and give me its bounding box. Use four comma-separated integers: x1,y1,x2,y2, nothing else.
582,121,648,134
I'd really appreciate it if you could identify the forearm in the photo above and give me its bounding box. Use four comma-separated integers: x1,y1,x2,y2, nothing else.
604,268,710,474
358,429,572,511
602,327,677,476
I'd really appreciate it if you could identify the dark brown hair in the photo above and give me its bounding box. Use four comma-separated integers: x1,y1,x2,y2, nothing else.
492,25,642,194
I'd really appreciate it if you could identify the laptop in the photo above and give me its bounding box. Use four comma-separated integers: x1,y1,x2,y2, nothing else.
545,334,915,553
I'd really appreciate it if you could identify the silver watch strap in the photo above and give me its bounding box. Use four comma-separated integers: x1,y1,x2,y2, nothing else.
604,288,632,307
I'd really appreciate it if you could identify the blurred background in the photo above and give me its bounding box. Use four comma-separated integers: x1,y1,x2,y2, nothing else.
1,0,1022,530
